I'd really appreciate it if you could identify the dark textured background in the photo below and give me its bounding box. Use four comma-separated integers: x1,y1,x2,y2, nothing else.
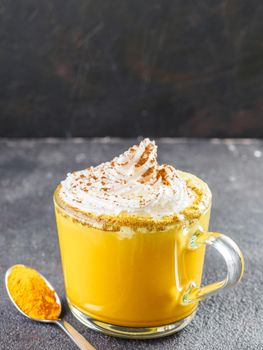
1,0,263,137
0,138,262,349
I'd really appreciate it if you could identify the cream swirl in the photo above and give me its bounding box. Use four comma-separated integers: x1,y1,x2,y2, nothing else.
60,138,194,218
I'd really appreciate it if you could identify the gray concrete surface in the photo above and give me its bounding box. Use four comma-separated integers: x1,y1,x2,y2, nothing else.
0,138,262,350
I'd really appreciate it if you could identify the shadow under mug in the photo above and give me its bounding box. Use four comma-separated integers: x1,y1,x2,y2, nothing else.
54,187,244,339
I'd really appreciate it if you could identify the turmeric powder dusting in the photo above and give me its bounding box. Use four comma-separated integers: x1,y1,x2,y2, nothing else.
7,265,61,320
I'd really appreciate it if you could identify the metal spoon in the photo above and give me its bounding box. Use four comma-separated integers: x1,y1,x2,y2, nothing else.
5,265,96,350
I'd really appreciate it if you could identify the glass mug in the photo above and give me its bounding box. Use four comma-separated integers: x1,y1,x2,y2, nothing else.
54,177,244,339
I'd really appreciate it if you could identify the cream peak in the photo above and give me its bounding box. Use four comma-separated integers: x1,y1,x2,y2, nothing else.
59,138,194,218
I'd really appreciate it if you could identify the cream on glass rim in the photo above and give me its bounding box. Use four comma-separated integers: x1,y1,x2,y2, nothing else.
54,138,244,338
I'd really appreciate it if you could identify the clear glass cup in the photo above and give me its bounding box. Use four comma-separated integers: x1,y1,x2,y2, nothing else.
53,175,244,339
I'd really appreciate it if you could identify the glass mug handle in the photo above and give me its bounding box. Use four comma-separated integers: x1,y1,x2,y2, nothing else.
183,229,244,303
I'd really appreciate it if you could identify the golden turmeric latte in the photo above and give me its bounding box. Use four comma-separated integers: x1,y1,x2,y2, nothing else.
8,265,61,320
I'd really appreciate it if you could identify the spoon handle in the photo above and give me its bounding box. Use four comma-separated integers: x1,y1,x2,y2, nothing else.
55,320,96,350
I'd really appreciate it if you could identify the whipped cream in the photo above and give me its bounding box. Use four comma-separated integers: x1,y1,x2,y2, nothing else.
60,138,195,219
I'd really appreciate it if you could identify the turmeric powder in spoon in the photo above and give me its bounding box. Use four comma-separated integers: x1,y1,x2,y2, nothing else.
7,265,61,320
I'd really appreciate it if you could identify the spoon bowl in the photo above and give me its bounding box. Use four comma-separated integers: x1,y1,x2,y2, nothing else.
5,264,62,323
5,264,96,350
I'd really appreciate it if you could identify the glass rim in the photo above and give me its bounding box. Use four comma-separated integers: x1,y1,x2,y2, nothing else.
53,181,211,233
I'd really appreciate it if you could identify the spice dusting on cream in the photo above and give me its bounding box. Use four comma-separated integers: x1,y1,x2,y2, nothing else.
60,138,195,218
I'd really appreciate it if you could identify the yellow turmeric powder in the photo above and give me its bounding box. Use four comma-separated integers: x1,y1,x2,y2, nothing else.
7,265,61,320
